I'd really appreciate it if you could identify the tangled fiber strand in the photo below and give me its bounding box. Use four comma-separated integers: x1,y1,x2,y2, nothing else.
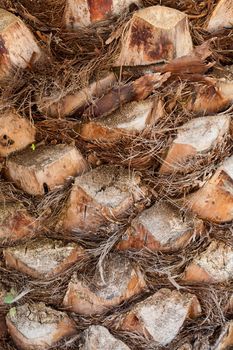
149,134,233,199
0,1,127,118
0,0,232,349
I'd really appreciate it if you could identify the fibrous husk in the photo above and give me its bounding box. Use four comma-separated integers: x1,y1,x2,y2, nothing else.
64,0,142,29
0,1,233,350
5,144,88,196
0,8,41,81
115,5,193,67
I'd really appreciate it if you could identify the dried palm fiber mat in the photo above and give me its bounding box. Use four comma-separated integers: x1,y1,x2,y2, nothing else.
0,0,232,349
0,0,231,117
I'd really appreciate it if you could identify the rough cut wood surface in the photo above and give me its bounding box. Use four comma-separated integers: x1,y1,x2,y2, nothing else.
116,5,193,66
188,78,233,114
119,288,201,346
160,115,231,174
0,8,41,79
80,98,163,142
64,0,142,29
184,240,233,283
4,238,85,279
37,73,117,118
185,154,233,222
80,325,130,350
0,1,233,349
207,0,233,32
58,165,147,232
63,254,146,315
0,202,37,243
117,201,203,252
83,72,170,118
0,110,35,157
6,303,76,350
5,144,88,196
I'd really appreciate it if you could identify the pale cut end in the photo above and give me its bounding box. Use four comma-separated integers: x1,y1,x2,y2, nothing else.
80,325,130,350
183,240,233,283
37,72,117,118
0,8,41,79
117,201,203,252
4,238,85,279
6,303,76,350
80,98,163,142
0,110,35,157
63,254,146,315
213,321,233,350
185,154,233,223
0,202,37,243
183,263,213,283
160,115,231,174
207,0,233,32
218,79,233,100
5,144,88,196
58,165,147,232
64,0,142,29
159,143,196,174
116,5,193,66
120,288,201,346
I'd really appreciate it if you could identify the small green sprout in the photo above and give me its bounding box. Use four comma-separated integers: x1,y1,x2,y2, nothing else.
31,143,36,151
4,288,16,304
